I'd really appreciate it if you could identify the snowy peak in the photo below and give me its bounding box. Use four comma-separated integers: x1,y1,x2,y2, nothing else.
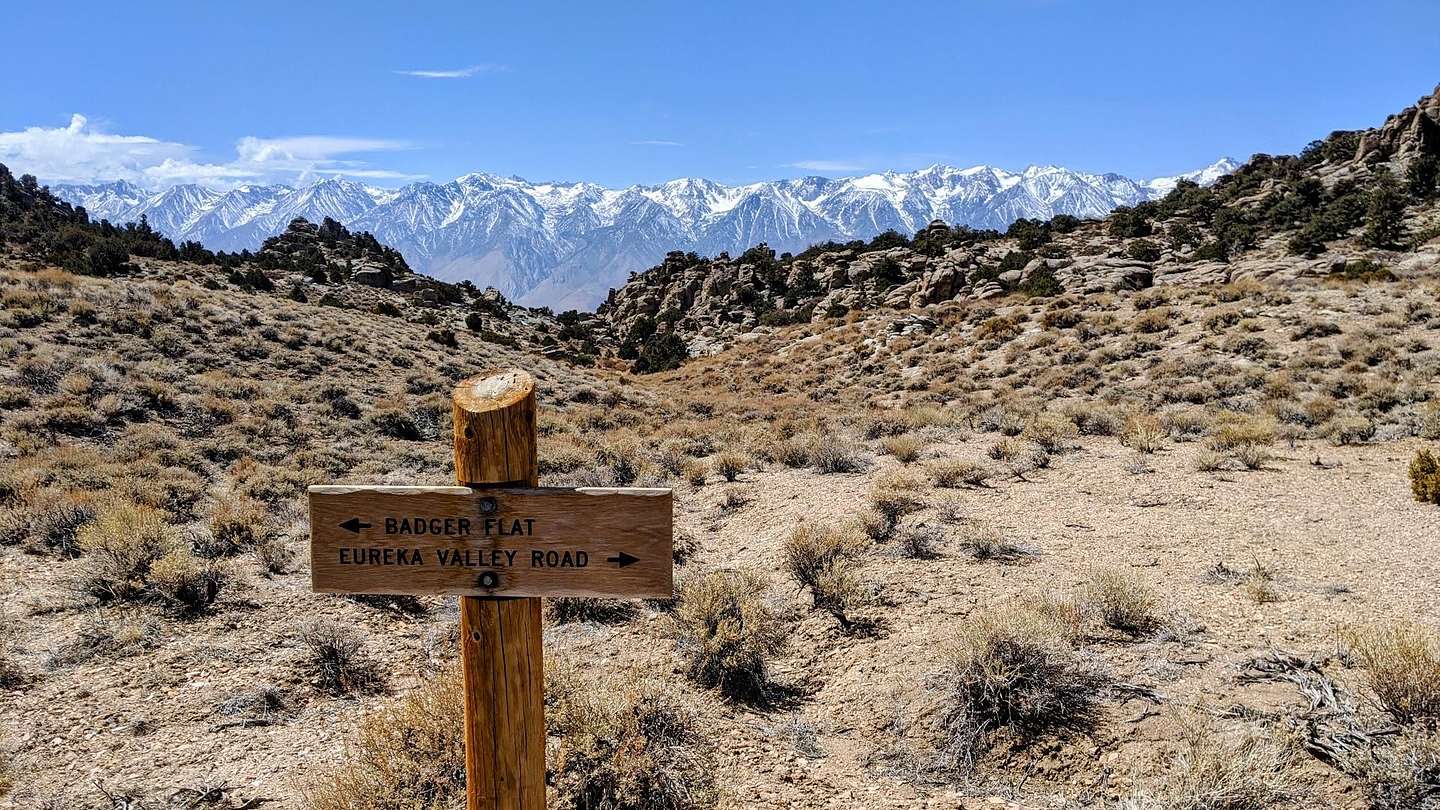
1144,157,1241,195
51,158,1234,310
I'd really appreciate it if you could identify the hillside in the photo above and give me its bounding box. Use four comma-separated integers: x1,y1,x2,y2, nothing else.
3,85,1440,810
50,160,1237,311
601,86,1440,364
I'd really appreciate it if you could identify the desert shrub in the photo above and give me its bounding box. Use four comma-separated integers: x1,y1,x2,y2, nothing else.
681,458,708,487
1065,403,1125,436
977,405,1027,436
783,523,869,622
1323,414,1374,445
1081,570,1165,635
674,569,786,699
959,526,1030,563
75,500,196,605
146,548,226,611
366,405,422,441
938,606,1106,772
1121,415,1166,454
547,597,640,625
1209,415,1277,451
862,412,911,439
1409,450,1440,504
1351,732,1440,810
1132,308,1173,334
1192,450,1229,473
1344,623,1440,723
672,529,699,565
255,535,295,575
20,488,94,555
869,472,925,526
1023,412,1078,453
301,666,464,810
929,458,991,488
549,662,719,810
206,496,275,556
879,433,923,463
1160,408,1213,442
898,524,942,559
1126,714,1298,810
1233,443,1270,471
709,450,749,482
810,432,866,474
771,436,812,468
299,621,384,695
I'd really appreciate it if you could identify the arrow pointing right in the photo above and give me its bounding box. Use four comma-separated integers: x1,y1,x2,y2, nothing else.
606,552,639,568
340,517,372,534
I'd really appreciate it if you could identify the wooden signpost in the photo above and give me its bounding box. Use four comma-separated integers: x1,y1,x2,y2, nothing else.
307,368,674,810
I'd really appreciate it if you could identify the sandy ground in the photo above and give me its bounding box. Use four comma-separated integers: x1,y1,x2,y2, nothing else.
5,433,1436,809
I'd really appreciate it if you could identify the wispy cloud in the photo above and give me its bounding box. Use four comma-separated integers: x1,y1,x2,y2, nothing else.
0,114,422,187
783,159,866,173
630,139,683,147
395,64,507,79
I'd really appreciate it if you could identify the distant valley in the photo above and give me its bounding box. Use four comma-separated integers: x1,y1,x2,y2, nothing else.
53,159,1236,310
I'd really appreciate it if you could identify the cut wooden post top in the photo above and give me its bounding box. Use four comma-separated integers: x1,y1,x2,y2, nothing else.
454,369,535,414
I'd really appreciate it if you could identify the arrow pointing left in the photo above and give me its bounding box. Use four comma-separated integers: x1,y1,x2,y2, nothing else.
340,517,372,534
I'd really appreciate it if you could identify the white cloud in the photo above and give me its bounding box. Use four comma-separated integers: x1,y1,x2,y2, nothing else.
783,159,866,173
0,114,421,188
630,139,683,147
395,64,506,79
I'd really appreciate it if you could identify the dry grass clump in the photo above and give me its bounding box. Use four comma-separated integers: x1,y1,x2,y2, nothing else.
1080,569,1166,636
809,431,867,474
547,597,640,625
879,433,924,463
299,621,384,696
548,661,720,810
708,449,749,482
783,523,870,624
1123,714,1299,810
302,666,464,810
928,458,990,488
674,569,786,699
938,605,1106,772
1121,414,1166,454
75,499,224,611
869,472,925,523
1192,449,1229,473
1243,562,1282,604
1343,622,1440,723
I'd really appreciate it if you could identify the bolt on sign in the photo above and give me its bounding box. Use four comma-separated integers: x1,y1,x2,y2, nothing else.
307,369,674,810
309,484,672,597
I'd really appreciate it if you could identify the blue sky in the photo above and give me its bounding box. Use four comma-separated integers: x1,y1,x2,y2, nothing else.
2,0,1437,189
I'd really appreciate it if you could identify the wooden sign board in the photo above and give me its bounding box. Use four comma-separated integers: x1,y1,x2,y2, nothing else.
309,485,673,598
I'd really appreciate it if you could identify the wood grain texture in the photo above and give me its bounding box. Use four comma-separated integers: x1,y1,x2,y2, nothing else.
454,369,545,810
307,485,673,598
453,369,538,488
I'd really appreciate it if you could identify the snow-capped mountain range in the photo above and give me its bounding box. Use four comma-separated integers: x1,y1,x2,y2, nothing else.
52,158,1238,310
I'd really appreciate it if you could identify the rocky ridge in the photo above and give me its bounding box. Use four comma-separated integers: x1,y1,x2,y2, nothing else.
600,85,1440,360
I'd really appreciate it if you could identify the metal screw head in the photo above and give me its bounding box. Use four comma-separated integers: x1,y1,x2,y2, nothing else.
478,571,500,588
479,496,498,514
